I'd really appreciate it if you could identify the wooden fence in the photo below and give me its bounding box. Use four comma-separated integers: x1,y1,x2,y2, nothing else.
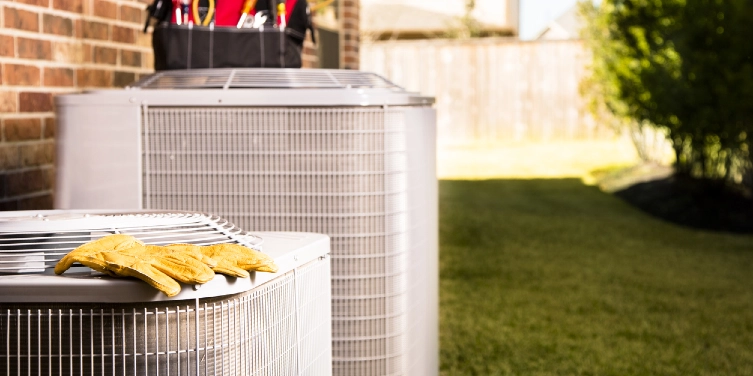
361,39,617,147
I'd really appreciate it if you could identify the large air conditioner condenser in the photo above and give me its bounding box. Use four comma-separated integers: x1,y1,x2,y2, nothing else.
0,210,332,376
55,69,439,376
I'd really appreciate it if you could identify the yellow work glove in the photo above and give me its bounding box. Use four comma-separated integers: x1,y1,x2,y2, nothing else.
101,244,217,297
169,243,278,278
54,234,144,276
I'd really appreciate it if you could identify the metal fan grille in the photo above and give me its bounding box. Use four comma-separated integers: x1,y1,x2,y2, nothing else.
0,256,331,376
130,69,401,90
0,213,260,274
141,107,436,375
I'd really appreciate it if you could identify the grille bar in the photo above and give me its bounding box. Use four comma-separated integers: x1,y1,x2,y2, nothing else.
0,213,261,273
129,69,401,90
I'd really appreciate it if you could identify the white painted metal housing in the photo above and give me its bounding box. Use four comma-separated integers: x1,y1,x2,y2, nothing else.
54,68,439,376
0,210,332,376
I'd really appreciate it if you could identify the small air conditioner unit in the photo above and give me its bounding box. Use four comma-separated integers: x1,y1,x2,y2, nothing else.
0,210,331,376
55,69,438,375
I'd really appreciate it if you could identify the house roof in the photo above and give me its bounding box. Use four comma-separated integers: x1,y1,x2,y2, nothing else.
361,3,514,39
535,5,583,40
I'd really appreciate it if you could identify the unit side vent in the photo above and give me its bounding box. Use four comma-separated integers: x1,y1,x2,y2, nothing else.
141,107,411,374
1,257,331,376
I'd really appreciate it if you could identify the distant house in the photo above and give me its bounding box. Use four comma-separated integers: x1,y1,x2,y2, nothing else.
535,5,583,40
361,0,520,41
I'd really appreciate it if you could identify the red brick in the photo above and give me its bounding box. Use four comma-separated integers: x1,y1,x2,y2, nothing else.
120,4,143,23
112,25,135,43
3,64,41,86
52,41,84,64
0,200,19,211
4,7,39,32
43,67,74,87
0,35,14,57
43,142,55,164
3,118,42,141
74,19,82,37
18,195,52,210
18,38,52,60
94,1,117,19
81,20,109,40
76,69,111,87
6,169,47,196
19,194,54,210
43,117,56,138
14,0,50,6
142,51,153,69
53,0,83,13
0,146,21,170
19,92,53,113
82,43,93,62
94,46,117,64
113,71,135,87
20,142,53,167
43,14,74,36
120,49,141,67
0,91,17,113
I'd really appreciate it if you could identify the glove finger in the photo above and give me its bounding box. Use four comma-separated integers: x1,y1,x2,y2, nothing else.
84,234,144,252
74,255,114,276
153,256,215,285
211,263,250,278
54,254,76,275
235,250,278,273
164,244,218,268
55,234,140,274
104,258,181,297
199,244,277,274
248,262,279,273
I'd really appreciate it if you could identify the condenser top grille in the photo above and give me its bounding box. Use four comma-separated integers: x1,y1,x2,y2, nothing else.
0,210,262,274
129,68,402,90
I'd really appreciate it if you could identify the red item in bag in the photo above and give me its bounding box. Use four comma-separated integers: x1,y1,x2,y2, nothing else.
285,0,297,23
215,0,247,26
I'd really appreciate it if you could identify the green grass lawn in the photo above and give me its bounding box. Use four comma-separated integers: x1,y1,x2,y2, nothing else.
440,179,753,376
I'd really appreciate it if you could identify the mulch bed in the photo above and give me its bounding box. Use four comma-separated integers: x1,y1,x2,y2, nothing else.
614,174,753,235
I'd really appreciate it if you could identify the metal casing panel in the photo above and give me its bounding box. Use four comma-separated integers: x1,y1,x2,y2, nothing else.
55,101,142,209
404,107,439,376
55,88,434,108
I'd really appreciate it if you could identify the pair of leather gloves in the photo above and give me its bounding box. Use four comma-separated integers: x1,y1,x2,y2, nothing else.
54,234,278,297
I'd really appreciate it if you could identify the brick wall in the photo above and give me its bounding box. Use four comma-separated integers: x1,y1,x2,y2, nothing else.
0,0,358,211
0,0,153,210
340,0,358,69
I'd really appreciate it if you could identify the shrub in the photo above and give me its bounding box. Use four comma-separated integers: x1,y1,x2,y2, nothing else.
581,0,753,190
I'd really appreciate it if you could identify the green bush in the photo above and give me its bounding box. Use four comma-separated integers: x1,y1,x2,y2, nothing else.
581,0,753,190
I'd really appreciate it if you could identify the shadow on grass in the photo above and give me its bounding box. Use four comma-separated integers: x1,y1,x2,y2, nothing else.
440,179,753,376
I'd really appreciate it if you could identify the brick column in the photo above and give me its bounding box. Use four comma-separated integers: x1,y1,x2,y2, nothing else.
0,0,153,210
301,38,318,68
339,0,359,70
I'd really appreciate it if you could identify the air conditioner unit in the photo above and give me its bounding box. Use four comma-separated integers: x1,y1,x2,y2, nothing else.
0,210,331,376
55,69,438,376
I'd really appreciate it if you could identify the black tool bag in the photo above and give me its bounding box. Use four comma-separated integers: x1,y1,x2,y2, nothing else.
145,0,314,71
152,23,303,70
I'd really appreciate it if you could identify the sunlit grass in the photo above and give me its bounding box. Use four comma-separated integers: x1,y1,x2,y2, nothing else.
440,179,753,375
437,140,639,180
